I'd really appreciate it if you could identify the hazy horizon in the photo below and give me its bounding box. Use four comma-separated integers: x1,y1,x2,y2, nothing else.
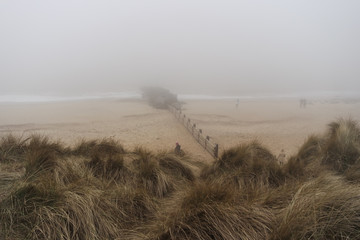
1,1,360,97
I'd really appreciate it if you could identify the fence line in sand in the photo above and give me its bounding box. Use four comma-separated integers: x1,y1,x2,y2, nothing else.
168,104,219,159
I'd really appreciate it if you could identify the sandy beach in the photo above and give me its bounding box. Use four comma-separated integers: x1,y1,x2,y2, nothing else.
181,98,360,157
1,97,360,163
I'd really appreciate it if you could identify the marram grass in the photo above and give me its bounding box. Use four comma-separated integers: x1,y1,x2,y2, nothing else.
1,118,360,239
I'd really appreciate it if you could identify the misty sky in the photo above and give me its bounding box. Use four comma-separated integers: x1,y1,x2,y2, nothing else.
1,0,359,96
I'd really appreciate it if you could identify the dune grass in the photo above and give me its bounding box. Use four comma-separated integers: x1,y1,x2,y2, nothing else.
272,174,360,240
1,118,360,239
322,118,360,173
148,182,275,240
0,135,195,239
282,135,324,179
200,141,286,201
0,134,29,163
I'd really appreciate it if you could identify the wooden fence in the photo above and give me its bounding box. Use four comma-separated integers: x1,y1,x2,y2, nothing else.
168,104,219,159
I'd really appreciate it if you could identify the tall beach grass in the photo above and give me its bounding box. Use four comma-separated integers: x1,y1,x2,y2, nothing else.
1,118,360,239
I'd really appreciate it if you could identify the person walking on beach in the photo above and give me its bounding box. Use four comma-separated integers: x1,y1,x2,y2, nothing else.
174,142,181,155
277,149,286,165
300,98,307,108
236,98,239,109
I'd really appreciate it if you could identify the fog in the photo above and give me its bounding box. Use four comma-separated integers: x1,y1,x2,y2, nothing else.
1,0,360,97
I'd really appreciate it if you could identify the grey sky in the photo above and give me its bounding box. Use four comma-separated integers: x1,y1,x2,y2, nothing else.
1,0,359,96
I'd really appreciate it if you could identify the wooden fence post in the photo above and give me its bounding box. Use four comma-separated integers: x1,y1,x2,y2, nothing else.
168,104,219,160
214,144,219,158
205,135,210,149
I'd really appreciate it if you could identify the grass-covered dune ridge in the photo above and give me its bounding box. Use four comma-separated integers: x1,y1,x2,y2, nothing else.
1,118,360,239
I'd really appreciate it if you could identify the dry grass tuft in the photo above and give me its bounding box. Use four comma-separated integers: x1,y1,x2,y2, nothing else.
0,134,28,163
23,135,72,178
0,156,155,239
322,118,360,173
1,135,197,239
72,138,125,158
282,156,306,179
132,156,173,198
27,134,70,155
201,141,285,190
296,135,323,165
158,152,195,182
106,186,158,225
150,182,275,240
218,140,276,169
25,147,60,178
272,174,360,239
86,154,133,184
344,158,360,183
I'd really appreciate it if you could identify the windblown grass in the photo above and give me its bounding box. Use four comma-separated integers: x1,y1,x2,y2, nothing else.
344,158,360,183
149,182,275,240
132,154,174,198
1,118,360,239
200,141,285,193
0,134,195,239
283,135,324,179
0,134,29,163
1,177,127,239
272,174,360,240
158,152,195,182
72,138,125,158
322,118,360,173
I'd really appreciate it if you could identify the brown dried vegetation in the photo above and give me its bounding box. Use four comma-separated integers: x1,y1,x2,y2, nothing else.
1,118,360,239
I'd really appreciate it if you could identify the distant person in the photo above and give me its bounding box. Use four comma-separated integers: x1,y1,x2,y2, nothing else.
174,142,181,155
300,98,307,108
277,149,286,165
236,98,239,109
